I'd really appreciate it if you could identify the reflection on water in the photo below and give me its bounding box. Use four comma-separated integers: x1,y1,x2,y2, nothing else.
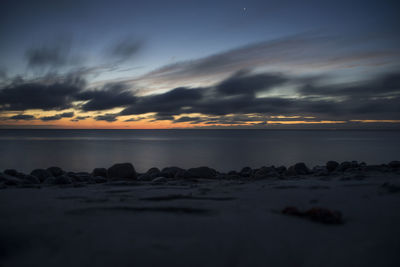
0,129,399,173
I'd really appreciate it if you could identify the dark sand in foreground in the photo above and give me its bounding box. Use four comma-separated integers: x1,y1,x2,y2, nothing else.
1,169,400,267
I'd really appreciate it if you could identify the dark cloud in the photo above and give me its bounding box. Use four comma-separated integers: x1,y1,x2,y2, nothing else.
124,117,145,122
0,75,84,111
39,111,75,121
76,116,90,120
94,113,119,122
109,38,143,61
120,87,203,115
216,70,286,96
77,83,136,111
300,72,400,98
8,114,36,120
26,43,73,68
173,116,206,124
1,68,400,125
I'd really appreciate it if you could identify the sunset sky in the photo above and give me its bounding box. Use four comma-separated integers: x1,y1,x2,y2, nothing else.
1,0,399,129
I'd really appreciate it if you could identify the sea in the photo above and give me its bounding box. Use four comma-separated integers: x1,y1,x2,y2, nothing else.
0,129,399,173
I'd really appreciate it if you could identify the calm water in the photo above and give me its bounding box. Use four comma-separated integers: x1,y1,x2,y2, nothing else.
0,129,399,173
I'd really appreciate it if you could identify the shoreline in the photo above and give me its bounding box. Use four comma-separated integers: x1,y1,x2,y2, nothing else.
1,160,400,187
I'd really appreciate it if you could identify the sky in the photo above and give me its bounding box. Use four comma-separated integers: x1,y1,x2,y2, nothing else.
0,0,399,129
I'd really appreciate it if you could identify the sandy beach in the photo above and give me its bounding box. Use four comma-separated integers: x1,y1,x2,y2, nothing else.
1,162,400,267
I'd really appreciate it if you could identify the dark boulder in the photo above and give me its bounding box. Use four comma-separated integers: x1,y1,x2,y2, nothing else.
337,162,351,172
285,166,298,176
92,168,107,178
228,170,238,176
93,176,107,183
312,166,329,176
4,169,18,177
294,162,310,175
55,175,72,185
160,167,184,178
137,174,152,181
31,169,52,182
0,173,22,185
253,166,278,179
239,167,253,177
326,161,339,172
23,175,40,184
146,167,161,179
275,166,287,174
107,163,136,179
46,166,64,177
184,167,217,179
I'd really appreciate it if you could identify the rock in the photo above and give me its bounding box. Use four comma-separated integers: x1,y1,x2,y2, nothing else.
337,161,351,172
54,175,72,185
313,166,329,176
160,167,184,178
275,166,287,174
43,177,57,185
388,161,400,169
23,175,40,184
31,169,52,182
92,168,107,178
326,161,339,172
253,166,278,179
151,177,167,183
174,169,186,179
228,170,238,176
350,161,359,168
70,172,92,182
184,167,217,179
239,167,253,177
146,167,161,179
0,173,22,185
294,162,310,175
46,166,64,177
93,176,107,183
4,169,18,176
107,163,136,179
285,166,298,176
137,174,152,181
362,165,385,172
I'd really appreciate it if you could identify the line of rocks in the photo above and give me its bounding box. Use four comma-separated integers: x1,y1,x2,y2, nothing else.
1,161,399,188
